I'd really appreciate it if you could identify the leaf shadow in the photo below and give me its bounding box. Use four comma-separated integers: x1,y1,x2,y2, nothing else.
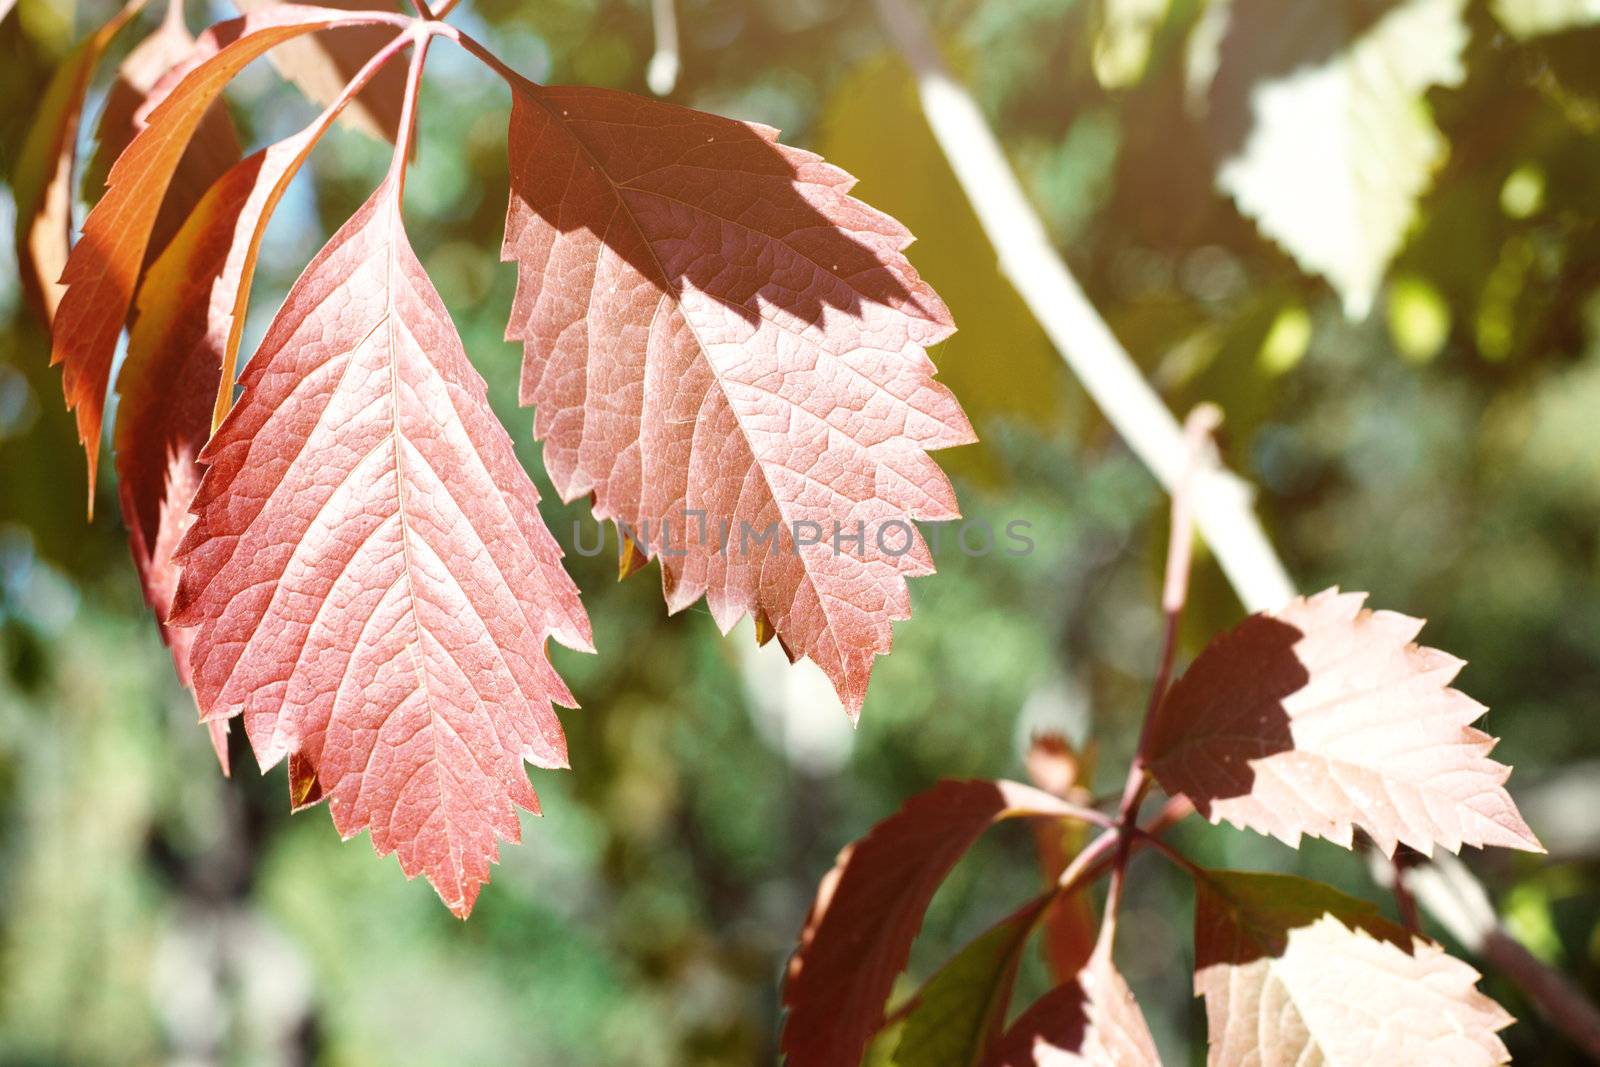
1195,870,1419,971
1154,614,1304,813
505,79,951,349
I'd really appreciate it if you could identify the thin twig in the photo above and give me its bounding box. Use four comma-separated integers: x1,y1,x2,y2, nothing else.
1133,827,1207,880
870,0,1600,1050
1103,406,1218,948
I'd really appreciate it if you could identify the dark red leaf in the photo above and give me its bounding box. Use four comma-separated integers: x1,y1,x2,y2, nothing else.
781,779,1085,1066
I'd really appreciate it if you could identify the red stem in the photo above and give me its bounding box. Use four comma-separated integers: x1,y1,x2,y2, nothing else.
1100,405,1222,951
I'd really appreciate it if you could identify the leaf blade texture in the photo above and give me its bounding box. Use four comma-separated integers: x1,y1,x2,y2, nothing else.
1193,870,1512,1066
1145,588,1540,857
169,172,592,917
500,80,974,714
781,779,1082,1067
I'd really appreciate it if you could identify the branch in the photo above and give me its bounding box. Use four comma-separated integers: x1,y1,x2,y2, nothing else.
871,0,1600,1053
871,0,1294,617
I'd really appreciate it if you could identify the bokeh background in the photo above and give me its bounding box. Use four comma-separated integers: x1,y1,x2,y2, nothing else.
4,0,1600,1063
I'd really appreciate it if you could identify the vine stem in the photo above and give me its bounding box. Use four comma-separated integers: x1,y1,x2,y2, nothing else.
1101,406,1216,949
871,0,1600,1050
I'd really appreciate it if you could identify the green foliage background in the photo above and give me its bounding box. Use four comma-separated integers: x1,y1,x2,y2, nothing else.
2,0,1600,1062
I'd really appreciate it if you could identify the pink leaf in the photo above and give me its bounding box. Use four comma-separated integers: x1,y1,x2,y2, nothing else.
987,956,1160,1067
169,172,592,917
1194,871,1512,1066
1145,588,1541,857
499,80,974,714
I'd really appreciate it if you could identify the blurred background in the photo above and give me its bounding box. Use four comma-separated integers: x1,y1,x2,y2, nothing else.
3,0,1600,1062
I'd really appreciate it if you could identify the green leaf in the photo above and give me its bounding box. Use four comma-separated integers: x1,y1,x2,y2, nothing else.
1491,0,1600,38
1198,0,1468,319
892,896,1050,1067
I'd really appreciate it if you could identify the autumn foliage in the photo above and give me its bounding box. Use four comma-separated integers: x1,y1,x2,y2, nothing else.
15,0,1549,1061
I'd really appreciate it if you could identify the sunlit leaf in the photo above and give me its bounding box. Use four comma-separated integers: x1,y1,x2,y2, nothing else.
500,79,975,712
1145,588,1541,857
1194,871,1512,1066
169,166,593,917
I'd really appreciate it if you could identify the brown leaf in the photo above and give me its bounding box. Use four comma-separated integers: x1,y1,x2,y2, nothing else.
781,779,1084,1067
232,0,407,142
12,0,146,325
499,80,974,714
1194,870,1512,1066
48,3,406,505
1145,588,1541,857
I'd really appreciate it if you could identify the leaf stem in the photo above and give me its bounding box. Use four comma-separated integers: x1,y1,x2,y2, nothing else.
1101,405,1220,951
387,29,432,195
209,25,422,434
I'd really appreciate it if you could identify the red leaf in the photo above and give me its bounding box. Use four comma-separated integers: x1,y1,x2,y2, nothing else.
48,3,403,506
1024,734,1099,982
499,80,974,714
114,170,232,772
12,0,146,325
987,956,1160,1067
169,164,592,917
232,0,407,143
1144,588,1541,857
781,779,1084,1067
85,0,242,259
115,82,372,773
1194,870,1512,1066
